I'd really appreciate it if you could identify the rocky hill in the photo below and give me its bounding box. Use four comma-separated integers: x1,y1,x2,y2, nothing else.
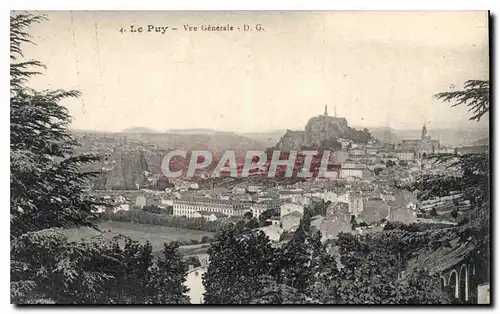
274,114,371,150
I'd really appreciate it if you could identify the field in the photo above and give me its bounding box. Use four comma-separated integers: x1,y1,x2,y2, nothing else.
63,221,214,254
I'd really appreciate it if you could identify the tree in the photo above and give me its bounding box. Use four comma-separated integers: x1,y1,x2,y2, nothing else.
142,204,163,214
185,256,201,268
201,235,211,244
407,80,490,282
11,230,190,304
451,209,459,220
155,175,174,191
392,269,450,304
317,232,450,304
10,13,190,305
350,215,357,229
10,12,104,237
386,159,396,168
310,199,327,216
233,219,247,233
273,210,330,294
320,137,342,150
203,226,276,304
147,242,190,304
435,80,489,122
374,167,384,176
249,276,319,304
430,208,438,217
258,208,275,226
245,217,259,230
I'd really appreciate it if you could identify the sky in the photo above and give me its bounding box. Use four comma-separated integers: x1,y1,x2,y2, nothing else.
22,10,489,133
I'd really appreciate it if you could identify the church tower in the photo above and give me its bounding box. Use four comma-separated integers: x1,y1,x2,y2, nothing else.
421,124,428,140
324,105,328,116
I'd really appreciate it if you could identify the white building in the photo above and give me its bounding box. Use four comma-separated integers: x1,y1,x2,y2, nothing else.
322,191,338,203
185,265,207,304
135,195,147,209
280,202,304,217
112,203,130,213
173,197,247,218
340,168,363,179
189,183,200,190
281,211,303,232
350,149,366,156
161,197,174,207
395,152,415,161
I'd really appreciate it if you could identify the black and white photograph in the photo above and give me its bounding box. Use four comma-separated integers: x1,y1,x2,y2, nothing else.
9,10,491,305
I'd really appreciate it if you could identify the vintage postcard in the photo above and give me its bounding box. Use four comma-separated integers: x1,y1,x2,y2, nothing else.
10,10,490,305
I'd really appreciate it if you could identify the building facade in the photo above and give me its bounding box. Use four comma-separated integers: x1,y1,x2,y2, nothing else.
173,197,247,218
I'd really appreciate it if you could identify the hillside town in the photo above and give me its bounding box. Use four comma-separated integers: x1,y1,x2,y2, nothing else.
89,107,489,304
10,11,490,306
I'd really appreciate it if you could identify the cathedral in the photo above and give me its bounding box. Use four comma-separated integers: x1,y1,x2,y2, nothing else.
400,124,440,157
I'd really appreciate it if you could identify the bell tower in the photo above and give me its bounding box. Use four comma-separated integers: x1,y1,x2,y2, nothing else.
421,124,428,140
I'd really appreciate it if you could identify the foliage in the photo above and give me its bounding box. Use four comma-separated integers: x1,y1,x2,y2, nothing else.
245,217,260,230
100,209,229,233
374,167,384,176
258,208,277,226
153,175,174,191
317,232,450,304
10,13,191,304
203,226,276,304
11,229,189,304
272,210,327,293
320,137,342,150
249,276,320,304
10,12,105,237
309,199,328,217
147,242,190,304
434,80,489,122
404,79,491,283
430,208,438,217
203,207,451,304
386,159,396,167
141,204,164,214
185,256,201,268
342,127,372,144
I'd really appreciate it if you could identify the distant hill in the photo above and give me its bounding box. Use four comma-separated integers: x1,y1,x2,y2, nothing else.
471,137,489,146
239,129,287,147
122,127,158,133
73,129,268,152
166,128,226,135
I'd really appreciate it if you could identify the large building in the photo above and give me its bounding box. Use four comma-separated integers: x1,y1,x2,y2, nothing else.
399,124,440,157
173,197,247,218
